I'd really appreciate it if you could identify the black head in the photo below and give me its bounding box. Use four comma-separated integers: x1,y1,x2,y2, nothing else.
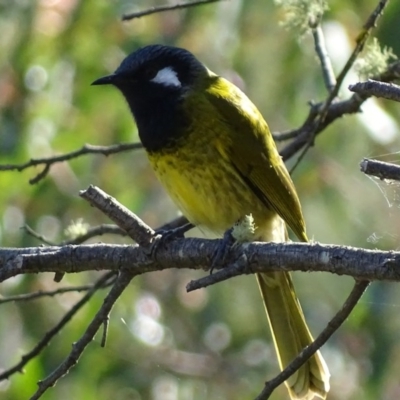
93,45,207,90
92,45,209,152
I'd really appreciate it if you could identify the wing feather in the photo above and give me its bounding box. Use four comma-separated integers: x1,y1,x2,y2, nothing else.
205,76,308,242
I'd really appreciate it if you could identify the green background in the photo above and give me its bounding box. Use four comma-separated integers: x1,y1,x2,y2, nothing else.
1,1,400,399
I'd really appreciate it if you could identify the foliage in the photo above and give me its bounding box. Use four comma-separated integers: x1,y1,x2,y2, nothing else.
354,37,397,79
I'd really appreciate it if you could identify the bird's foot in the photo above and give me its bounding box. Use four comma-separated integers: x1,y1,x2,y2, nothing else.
210,228,235,274
150,222,193,255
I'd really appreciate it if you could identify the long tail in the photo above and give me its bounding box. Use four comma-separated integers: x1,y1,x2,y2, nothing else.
256,271,330,399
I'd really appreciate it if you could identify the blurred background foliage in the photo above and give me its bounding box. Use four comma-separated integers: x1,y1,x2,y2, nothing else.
1,0,400,399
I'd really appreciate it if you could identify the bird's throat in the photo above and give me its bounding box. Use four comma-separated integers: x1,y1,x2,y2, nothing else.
122,87,190,153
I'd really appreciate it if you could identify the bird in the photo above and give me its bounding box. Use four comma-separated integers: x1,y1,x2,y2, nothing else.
92,44,330,399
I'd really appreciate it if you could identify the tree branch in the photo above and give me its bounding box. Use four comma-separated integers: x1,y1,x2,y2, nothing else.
29,270,134,399
277,58,400,161
0,284,97,304
24,223,128,246
0,271,115,382
275,0,394,167
122,0,223,21
1,238,400,283
1,188,399,284
311,24,336,93
360,158,400,181
79,185,156,246
0,143,142,184
349,79,400,102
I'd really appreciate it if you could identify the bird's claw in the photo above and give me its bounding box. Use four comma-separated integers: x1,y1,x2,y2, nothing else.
210,227,235,274
150,222,193,255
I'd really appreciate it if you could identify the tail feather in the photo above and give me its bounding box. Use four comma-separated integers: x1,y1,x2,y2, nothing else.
256,271,330,399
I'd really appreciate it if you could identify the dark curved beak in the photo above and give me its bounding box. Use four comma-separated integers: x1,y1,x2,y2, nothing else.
91,74,116,86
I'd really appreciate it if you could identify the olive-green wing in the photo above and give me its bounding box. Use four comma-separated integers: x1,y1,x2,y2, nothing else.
205,76,308,242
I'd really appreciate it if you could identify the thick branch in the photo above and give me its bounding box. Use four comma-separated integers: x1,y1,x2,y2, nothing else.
349,80,400,102
1,240,400,283
360,158,400,181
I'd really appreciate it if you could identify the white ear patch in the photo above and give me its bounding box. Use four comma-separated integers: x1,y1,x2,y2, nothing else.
151,67,181,88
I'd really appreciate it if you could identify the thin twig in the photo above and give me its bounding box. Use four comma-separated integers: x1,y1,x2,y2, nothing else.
0,272,115,382
312,24,336,92
61,224,127,245
186,254,247,291
101,315,110,347
122,0,222,21
255,280,370,400
29,270,134,400
349,80,400,102
22,225,56,246
0,142,142,184
360,158,400,181
0,285,97,304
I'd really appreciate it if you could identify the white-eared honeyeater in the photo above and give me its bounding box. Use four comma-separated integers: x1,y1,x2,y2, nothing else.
92,44,330,400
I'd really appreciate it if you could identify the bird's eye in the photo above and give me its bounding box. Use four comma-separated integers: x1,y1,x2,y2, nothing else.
143,66,158,80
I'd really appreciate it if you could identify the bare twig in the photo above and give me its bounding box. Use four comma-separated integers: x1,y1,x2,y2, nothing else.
279,65,400,163
364,0,389,29
323,0,389,110
0,284,97,304
349,80,400,102
0,143,142,184
312,24,336,92
274,59,400,146
29,270,134,400
186,254,248,291
61,224,128,245
0,271,115,382
23,225,56,246
122,0,222,21
255,280,370,400
79,185,155,246
101,315,110,348
360,158,400,181
277,0,391,170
